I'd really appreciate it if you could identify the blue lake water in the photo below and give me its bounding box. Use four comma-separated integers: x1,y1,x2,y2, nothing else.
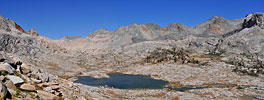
74,73,169,89
75,73,236,91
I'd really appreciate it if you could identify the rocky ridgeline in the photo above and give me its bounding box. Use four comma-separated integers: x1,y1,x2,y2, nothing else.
0,52,62,100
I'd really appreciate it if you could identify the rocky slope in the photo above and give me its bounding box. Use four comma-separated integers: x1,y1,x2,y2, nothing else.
0,51,61,99
0,13,263,99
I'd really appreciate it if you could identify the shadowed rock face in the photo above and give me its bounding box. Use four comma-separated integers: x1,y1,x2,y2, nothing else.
15,23,24,32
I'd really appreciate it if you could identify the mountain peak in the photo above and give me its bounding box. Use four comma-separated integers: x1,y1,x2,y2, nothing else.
167,23,190,32
95,28,108,33
0,14,4,20
211,16,224,20
25,29,39,36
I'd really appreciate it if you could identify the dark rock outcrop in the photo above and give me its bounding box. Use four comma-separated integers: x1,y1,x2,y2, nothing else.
243,13,264,29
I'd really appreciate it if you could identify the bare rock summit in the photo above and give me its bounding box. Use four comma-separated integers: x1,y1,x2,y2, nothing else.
25,29,39,36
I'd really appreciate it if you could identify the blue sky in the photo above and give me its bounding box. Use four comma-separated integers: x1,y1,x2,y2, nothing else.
0,0,263,39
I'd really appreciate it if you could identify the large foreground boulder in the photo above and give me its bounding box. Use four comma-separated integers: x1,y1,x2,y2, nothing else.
7,75,24,84
5,80,16,90
0,63,15,74
37,90,59,100
20,83,36,91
